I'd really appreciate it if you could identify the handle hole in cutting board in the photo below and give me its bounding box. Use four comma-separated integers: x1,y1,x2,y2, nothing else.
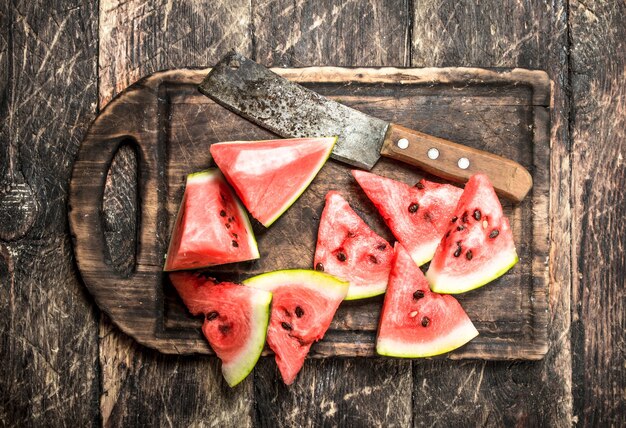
102,139,139,278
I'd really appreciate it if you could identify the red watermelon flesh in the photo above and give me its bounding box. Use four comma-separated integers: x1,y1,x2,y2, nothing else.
314,191,394,300
426,174,518,294
169,272,271,387
243,270,348,385
352,170,462,266
164,169,259,271
377,243,478,357
210,137,336,227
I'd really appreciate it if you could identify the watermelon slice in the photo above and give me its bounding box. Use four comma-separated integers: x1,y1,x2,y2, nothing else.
164,169,259,271
169,272,271,387
243,269,348,385
210,137,337,227
377,243,478,357
426,174,519,294
352,170,462,266
313,191,394,300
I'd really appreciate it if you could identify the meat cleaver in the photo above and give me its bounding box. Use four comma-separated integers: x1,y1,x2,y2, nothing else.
199,52,532,202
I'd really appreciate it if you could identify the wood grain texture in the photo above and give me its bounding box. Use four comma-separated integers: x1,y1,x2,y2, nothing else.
99,0,252,105
97,1,255,425
254,358,413,427
99,318,253,427
0,0,100,426
380,123,533,201
251,0,412,67
569,0,626,425
409,0,573,426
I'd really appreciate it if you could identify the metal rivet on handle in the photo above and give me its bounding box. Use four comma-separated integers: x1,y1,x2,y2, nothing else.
397,138,409,149
427,148,439,160
458,157,470,169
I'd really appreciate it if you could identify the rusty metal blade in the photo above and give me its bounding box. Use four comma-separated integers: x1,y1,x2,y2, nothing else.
199,52,389,170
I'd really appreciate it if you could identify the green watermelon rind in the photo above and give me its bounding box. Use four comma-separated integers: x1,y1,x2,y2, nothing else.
376,320,479,358
187,169,260,261
260,136,338,227
220,287,272,387
242,269,349,300
427,249,519,294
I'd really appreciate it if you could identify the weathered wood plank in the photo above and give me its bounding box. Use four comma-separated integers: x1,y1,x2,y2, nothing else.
97,0,254,425
410,1,573,426
99,0,253,105
0,0,100,426
252,0,412,67
250,2,414,425
570,0,626,424
100,319,253,427
255,359,413,427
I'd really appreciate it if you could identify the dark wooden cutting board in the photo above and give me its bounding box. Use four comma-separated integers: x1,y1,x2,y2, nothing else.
69,67,550,360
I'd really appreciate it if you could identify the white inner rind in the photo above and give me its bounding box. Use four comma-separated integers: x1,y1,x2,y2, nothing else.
377,320,479,358
243,269,348,300
409,240,439,267
427,248,519,294
345,279,387,300
220,289,272,387
234,189,260,260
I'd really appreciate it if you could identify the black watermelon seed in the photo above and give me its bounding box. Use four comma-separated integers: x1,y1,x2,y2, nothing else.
347,231,356,238
413,290,425,300
408,203,419,213
462,212,469,223
451,216,458,223
219,324,231,334
369,255,378,264
337,252,347,262
466,250,473,260
445,230,451,238
295,306,304,318
377,243,387,251
315,262,324,271
457,225,465,231
473,210,482,221
281,322,293,331
423,211,433,222
421,317,431,327
232,233,238,239
206,311,219,321
220,210,227,217
225,223,231,229
490,229,500,239
232,240,239,247
415,182,425,189
454,246,462,257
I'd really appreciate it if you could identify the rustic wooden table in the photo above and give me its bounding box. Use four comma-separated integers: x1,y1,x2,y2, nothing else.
1,1,624,426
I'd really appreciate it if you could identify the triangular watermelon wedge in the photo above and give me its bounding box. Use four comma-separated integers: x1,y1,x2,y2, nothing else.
377,243,478,358
169,272,271,387
352,170,462,266
426,174,519,294
210,137,337,227
164,169,259,271
314,191,394,300
243,269,348,385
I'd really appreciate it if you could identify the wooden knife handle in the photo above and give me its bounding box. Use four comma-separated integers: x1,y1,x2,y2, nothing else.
380,123,533,202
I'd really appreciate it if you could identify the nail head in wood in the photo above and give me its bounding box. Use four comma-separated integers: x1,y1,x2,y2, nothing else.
397,138,409,149
457,157,470,169
427,147,439,160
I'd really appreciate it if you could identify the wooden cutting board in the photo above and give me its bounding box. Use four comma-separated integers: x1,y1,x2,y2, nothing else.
69,67,550,360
